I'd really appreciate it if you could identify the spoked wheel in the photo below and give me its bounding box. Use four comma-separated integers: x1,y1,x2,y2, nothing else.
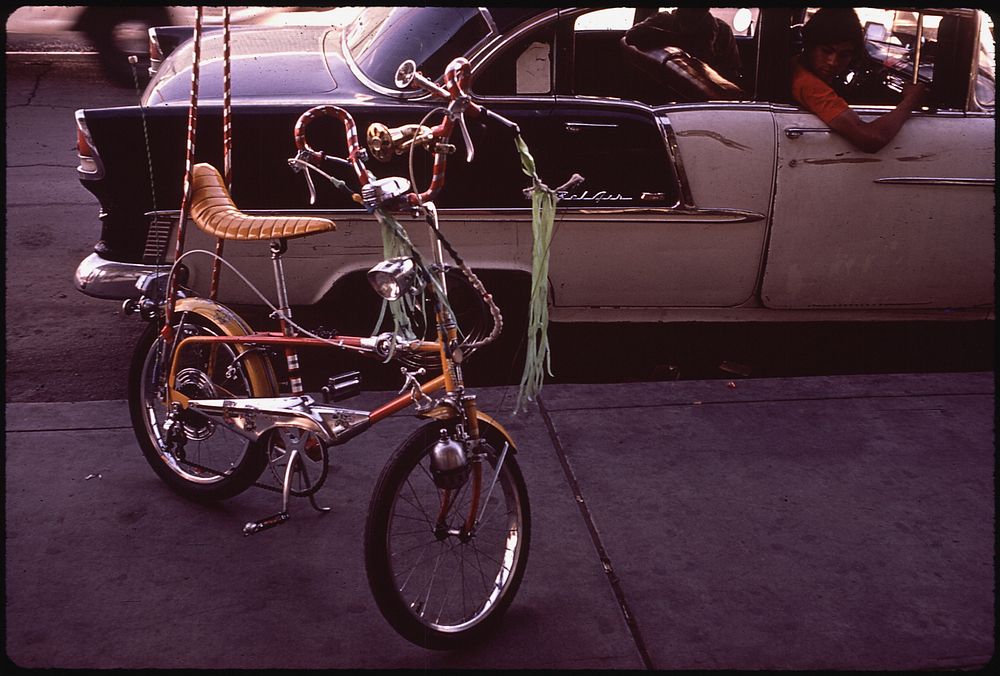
364,420,530,649
128,314,271,502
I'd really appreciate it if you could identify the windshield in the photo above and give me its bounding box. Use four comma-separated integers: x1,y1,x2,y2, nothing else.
344,6,493,90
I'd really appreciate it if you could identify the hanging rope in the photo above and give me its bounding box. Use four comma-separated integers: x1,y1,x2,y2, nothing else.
163,5,204,332
209,5,232,301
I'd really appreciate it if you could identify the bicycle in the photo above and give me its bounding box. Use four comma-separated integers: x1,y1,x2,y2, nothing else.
123,56,567,650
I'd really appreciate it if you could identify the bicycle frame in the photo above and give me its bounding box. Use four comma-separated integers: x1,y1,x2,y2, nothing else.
127,48,533,647
145,57,524,537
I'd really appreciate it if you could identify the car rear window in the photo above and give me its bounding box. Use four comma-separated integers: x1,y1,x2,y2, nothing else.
345,7,492,90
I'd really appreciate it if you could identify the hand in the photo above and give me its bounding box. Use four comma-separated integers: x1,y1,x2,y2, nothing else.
901,81,927,109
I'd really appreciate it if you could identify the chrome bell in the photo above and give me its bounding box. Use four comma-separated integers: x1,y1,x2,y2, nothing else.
430,429,469,490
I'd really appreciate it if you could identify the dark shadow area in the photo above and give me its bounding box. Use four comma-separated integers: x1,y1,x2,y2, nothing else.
228,307,995,392
546,320,995,384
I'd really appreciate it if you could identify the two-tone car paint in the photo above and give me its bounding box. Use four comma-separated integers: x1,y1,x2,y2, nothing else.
73,6,995,323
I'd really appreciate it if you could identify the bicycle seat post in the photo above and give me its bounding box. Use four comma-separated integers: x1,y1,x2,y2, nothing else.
270,237,304,395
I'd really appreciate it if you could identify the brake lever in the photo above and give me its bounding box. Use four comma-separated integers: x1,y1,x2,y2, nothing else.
304,167,318,205
288,150,320,204
458,113,474,163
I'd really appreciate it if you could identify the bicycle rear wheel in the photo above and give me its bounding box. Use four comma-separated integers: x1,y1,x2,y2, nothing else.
128,314,270,502
364,419,530,649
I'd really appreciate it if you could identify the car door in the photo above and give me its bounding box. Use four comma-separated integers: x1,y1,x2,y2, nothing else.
541,7,773,310
763,8,995,311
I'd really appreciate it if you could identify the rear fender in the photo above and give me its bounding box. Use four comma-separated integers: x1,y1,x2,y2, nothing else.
173,297,279,400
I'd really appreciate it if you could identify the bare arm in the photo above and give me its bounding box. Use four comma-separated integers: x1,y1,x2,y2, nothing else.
826,82,927,153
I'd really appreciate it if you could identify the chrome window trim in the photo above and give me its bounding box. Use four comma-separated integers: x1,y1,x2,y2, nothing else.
479,6,499,34
468,9,560,76
555,95,660,114
656,102,773,114
656,114,695,208
971,10,995,111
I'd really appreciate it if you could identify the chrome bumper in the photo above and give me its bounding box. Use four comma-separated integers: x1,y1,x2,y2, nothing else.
74,252,164,300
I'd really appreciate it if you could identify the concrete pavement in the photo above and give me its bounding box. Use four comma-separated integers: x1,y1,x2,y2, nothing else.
4,372,995,669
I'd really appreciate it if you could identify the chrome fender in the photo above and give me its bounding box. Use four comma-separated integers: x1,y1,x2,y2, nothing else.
476,411,518,454
172,297,279,400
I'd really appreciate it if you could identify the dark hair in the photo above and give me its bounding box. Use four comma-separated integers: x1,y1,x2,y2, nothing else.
801,8,864,54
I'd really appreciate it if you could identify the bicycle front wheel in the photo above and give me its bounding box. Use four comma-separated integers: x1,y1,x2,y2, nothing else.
364,420,530,649
128,313,271,502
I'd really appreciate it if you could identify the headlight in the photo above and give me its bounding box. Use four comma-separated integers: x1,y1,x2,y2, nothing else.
367,257,421,301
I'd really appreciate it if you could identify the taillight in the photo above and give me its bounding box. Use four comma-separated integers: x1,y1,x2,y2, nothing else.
75,110,104,178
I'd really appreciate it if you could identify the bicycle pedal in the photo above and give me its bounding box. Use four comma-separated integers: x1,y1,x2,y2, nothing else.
322,370,361,402
242,511,290,536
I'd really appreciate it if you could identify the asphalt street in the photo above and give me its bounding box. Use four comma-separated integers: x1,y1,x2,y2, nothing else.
4,373,996,669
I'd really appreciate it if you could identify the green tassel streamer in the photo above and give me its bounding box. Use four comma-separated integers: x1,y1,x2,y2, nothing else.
514,134,558,413
368,134,559,411
374,209,418,341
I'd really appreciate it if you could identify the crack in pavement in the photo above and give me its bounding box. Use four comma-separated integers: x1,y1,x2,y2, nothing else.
538,394,655,670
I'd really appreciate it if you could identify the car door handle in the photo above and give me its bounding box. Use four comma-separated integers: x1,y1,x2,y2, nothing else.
565,122,619,133
784,127,831,138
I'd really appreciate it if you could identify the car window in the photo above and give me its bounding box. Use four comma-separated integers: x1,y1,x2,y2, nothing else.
807,8,983,110
656,7,760,38
473,24,555,96
575,7,759,105
574,8,636,31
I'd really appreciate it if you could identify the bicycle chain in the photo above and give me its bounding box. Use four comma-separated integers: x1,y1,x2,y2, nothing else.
174,457,324,495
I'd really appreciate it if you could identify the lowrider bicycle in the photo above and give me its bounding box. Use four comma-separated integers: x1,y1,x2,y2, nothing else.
74,6,995,338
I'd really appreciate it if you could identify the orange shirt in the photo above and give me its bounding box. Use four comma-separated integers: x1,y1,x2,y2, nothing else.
790,55,850,124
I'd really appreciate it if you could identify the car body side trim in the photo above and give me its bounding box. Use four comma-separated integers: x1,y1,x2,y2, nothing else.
143,206,762,223
873,176,995,187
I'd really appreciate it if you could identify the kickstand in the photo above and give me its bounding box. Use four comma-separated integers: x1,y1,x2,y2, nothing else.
293,455,332,515
243,447,330,536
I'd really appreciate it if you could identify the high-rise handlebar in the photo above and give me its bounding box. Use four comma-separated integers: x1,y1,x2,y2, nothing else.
291,57,519,209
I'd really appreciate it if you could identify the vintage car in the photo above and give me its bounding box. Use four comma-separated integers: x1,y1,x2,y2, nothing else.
73,6,995,330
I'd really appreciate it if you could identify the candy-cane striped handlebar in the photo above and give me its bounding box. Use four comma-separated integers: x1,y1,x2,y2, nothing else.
291,57,519,208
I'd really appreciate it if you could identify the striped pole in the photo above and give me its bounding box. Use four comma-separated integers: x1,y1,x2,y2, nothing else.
164,5,204,332
209,5,232,300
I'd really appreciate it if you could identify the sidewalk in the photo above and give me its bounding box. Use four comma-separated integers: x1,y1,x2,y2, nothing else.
5,372,995,669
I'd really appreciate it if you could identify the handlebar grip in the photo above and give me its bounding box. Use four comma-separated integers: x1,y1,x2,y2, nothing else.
443,57,471,98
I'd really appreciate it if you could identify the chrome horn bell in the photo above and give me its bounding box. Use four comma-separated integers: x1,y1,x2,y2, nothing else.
430,429,470,490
